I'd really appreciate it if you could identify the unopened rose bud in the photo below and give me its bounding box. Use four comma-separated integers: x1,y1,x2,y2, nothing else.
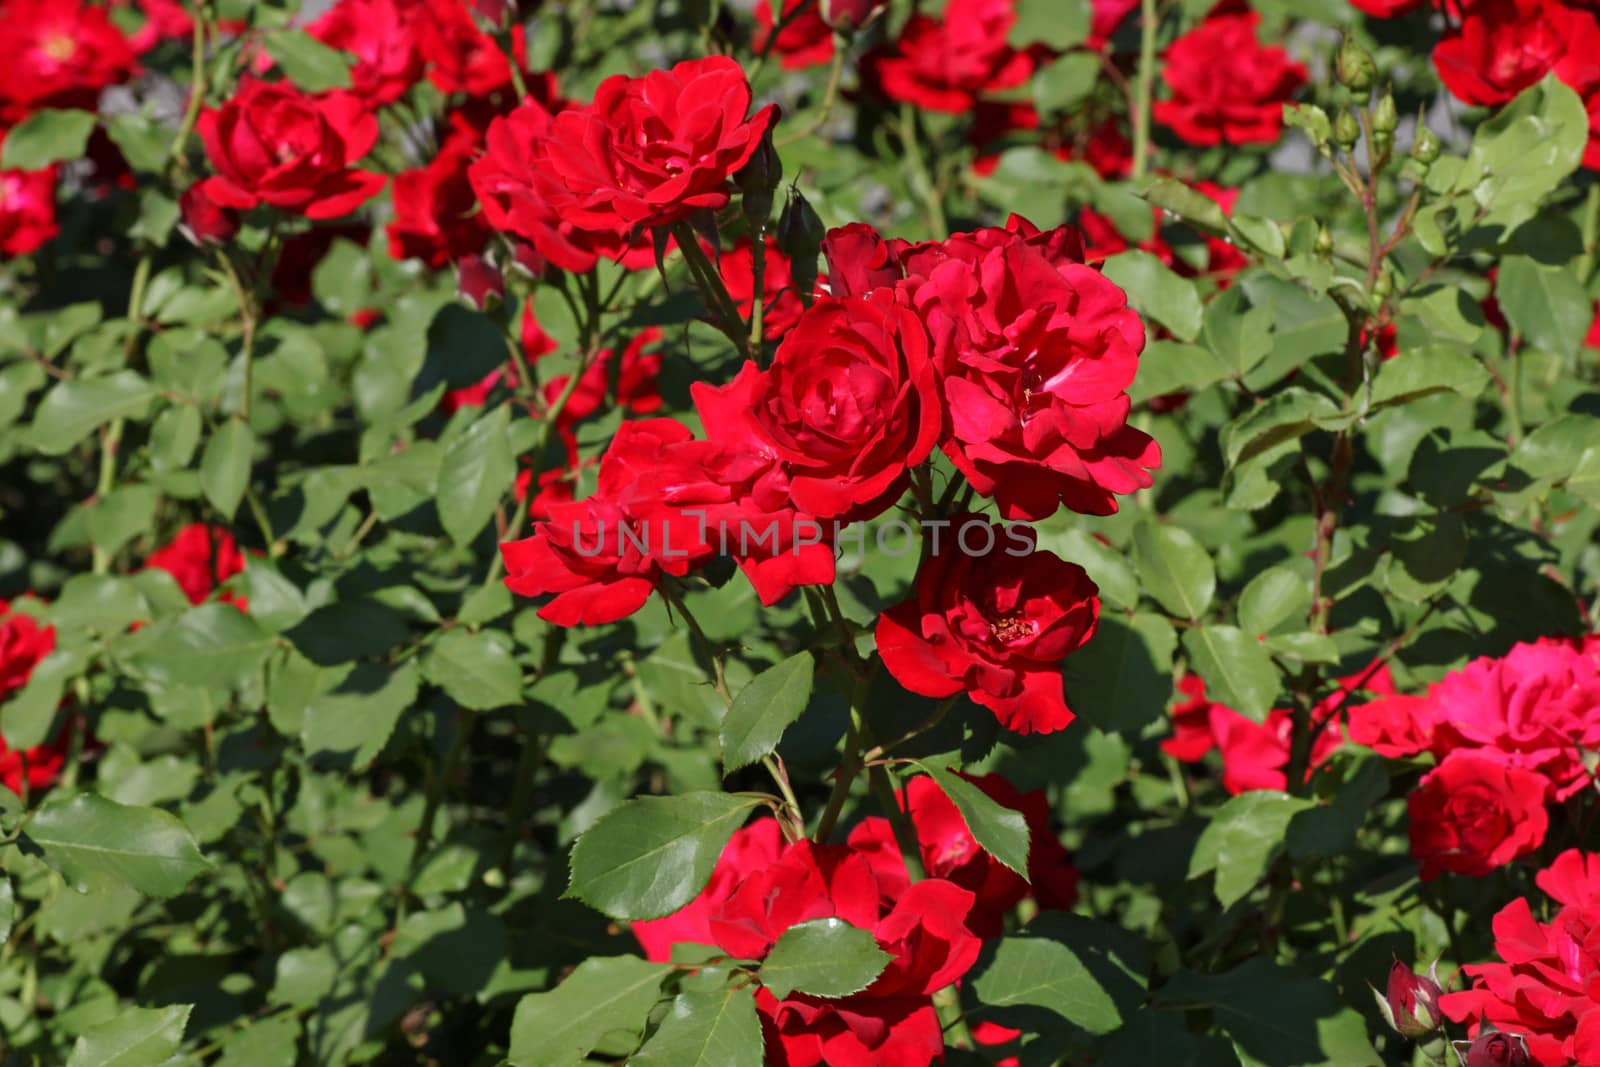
1371,959,1443,1040
1413,125,1441,164
1372,128,1394,162
1453,1032,1532,1067
179,181,240,246
1336,38,1376,93
823,0,886,31
1334,111,1360,150
457,254,505,311
737,130,782,233
508,240,548,281
777,187,825,301
1373,91,1398,135
1315,224,1333,257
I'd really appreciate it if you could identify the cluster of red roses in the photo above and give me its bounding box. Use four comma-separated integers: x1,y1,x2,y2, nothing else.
0,522,245,796
1440,848,1600,1065
630,772,1076,1067
1342,635,1600,881
1357,0,1600,165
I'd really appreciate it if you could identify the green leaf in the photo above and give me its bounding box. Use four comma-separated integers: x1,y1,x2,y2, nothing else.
1463,76,1587,229
87,484,160,556
1033,52,1100,114
64,1004,192,1067
0,876,12,945
1,108,96,170
968,913,1149,1035
200,417,254,520
1009,0,1090,49
1188,791,1312,908
265,29,354,92
26,371,156,455
217,1015,300,1067
719,652,815,772
1512,413,1600,499
1131,523,1214,620
1181,625,1279,723
915,762,1030,878
2,647,84,749
1223,388,1340,468
130,603,274,690
423,629,523,710
631,986,764,1067
1370,345,1490,408
26,793,209,898
1282,103,1331,146
1227,215,1285,259
1159,959,1381,1067
567,792,763,920
1065,611,1177,734
105,113,169,174
1495,254,1593,358
1101,251,1204,342
437,404,515,545
758,918,893,1000
1143,178,1228,234
1237,566,1310,636
301,662,420,768
1202,286,1274,378
507,956,670,1067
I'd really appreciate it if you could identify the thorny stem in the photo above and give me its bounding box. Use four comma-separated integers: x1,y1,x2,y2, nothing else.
814,691,867,844
1131,0,1159,180
168,6,208,173
397,705,480,928
671,221,752,359
869,765,926,880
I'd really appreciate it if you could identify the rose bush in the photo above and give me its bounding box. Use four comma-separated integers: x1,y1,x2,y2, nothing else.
3,1,1600,1065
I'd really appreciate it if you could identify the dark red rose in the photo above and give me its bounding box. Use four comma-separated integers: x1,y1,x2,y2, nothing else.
1458,1033,1533,1067
1432,0,1571,107
755,0,836,70
386,132,489,268
179,181,241,247
718,236,807,341
418,0,527,96
865,0,1038,114
116,0,204,55
819,221,911,298
1554,7,1600,170
0,598,66,797
904,771,1078,937
0,0,136,124
0,159,59,258
455,254,505,311
1154,12,1307,146
823,0,886,30
909,220,1157,520
1408,750,1550,880
308,0,427,106
692,289,942,521
877,516,1099,735
196,80,386,220
145,523,248,608
500,419,717,626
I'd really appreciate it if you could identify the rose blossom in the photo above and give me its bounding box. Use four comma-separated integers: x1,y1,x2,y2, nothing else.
0,0,137,124
0,598,69,796
179,181,240,247
418,0,527,97
0,160,59,258
865,0,1038,114
1154,11,1307,146
877,516,1100,735
386,131,491,268
145,523,248,608
1407,749,1550,880
754,0,836,70
1432,0,1573,108
308,0,428,106
692,289,942,521
195,80,387,220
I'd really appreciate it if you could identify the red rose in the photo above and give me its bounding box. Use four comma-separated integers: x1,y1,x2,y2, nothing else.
903,771,1078,937
0,160,59,258
308,0,427,106
718,236,807,341
0,0,136,124
540,328,665,446
456,253,505,310
1432,0,1571,107
755,0,836,70
1154,12,1307,146
876,516,1099,735
179,181,240,247
1554,8,1600,170
386,132,490,268
418,0,527,97
0,598,66,797
865,0,1038,114
145,523,248,608
692,289,942,521
1089,0,1140,46
501,419,717,626
909,220,1158,520
638,816,980,1067
442,303,558,412
196,80,386,220
823,0,886,30
1408,750,1550,880
1350,0,1426,14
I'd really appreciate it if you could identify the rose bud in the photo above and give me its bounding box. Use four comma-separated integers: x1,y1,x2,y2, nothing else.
1335,37,1376,92
1373,90,1398,134
508,240,549,281
1452,1032,1531,1067
457,254,505,311
776,187,824,301
179,181,240,246
471,0,514,25
1412,125,1441,164
1371,958,1443,1039
823,0,886,31
1334,111,1360,150
736,128,782,232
